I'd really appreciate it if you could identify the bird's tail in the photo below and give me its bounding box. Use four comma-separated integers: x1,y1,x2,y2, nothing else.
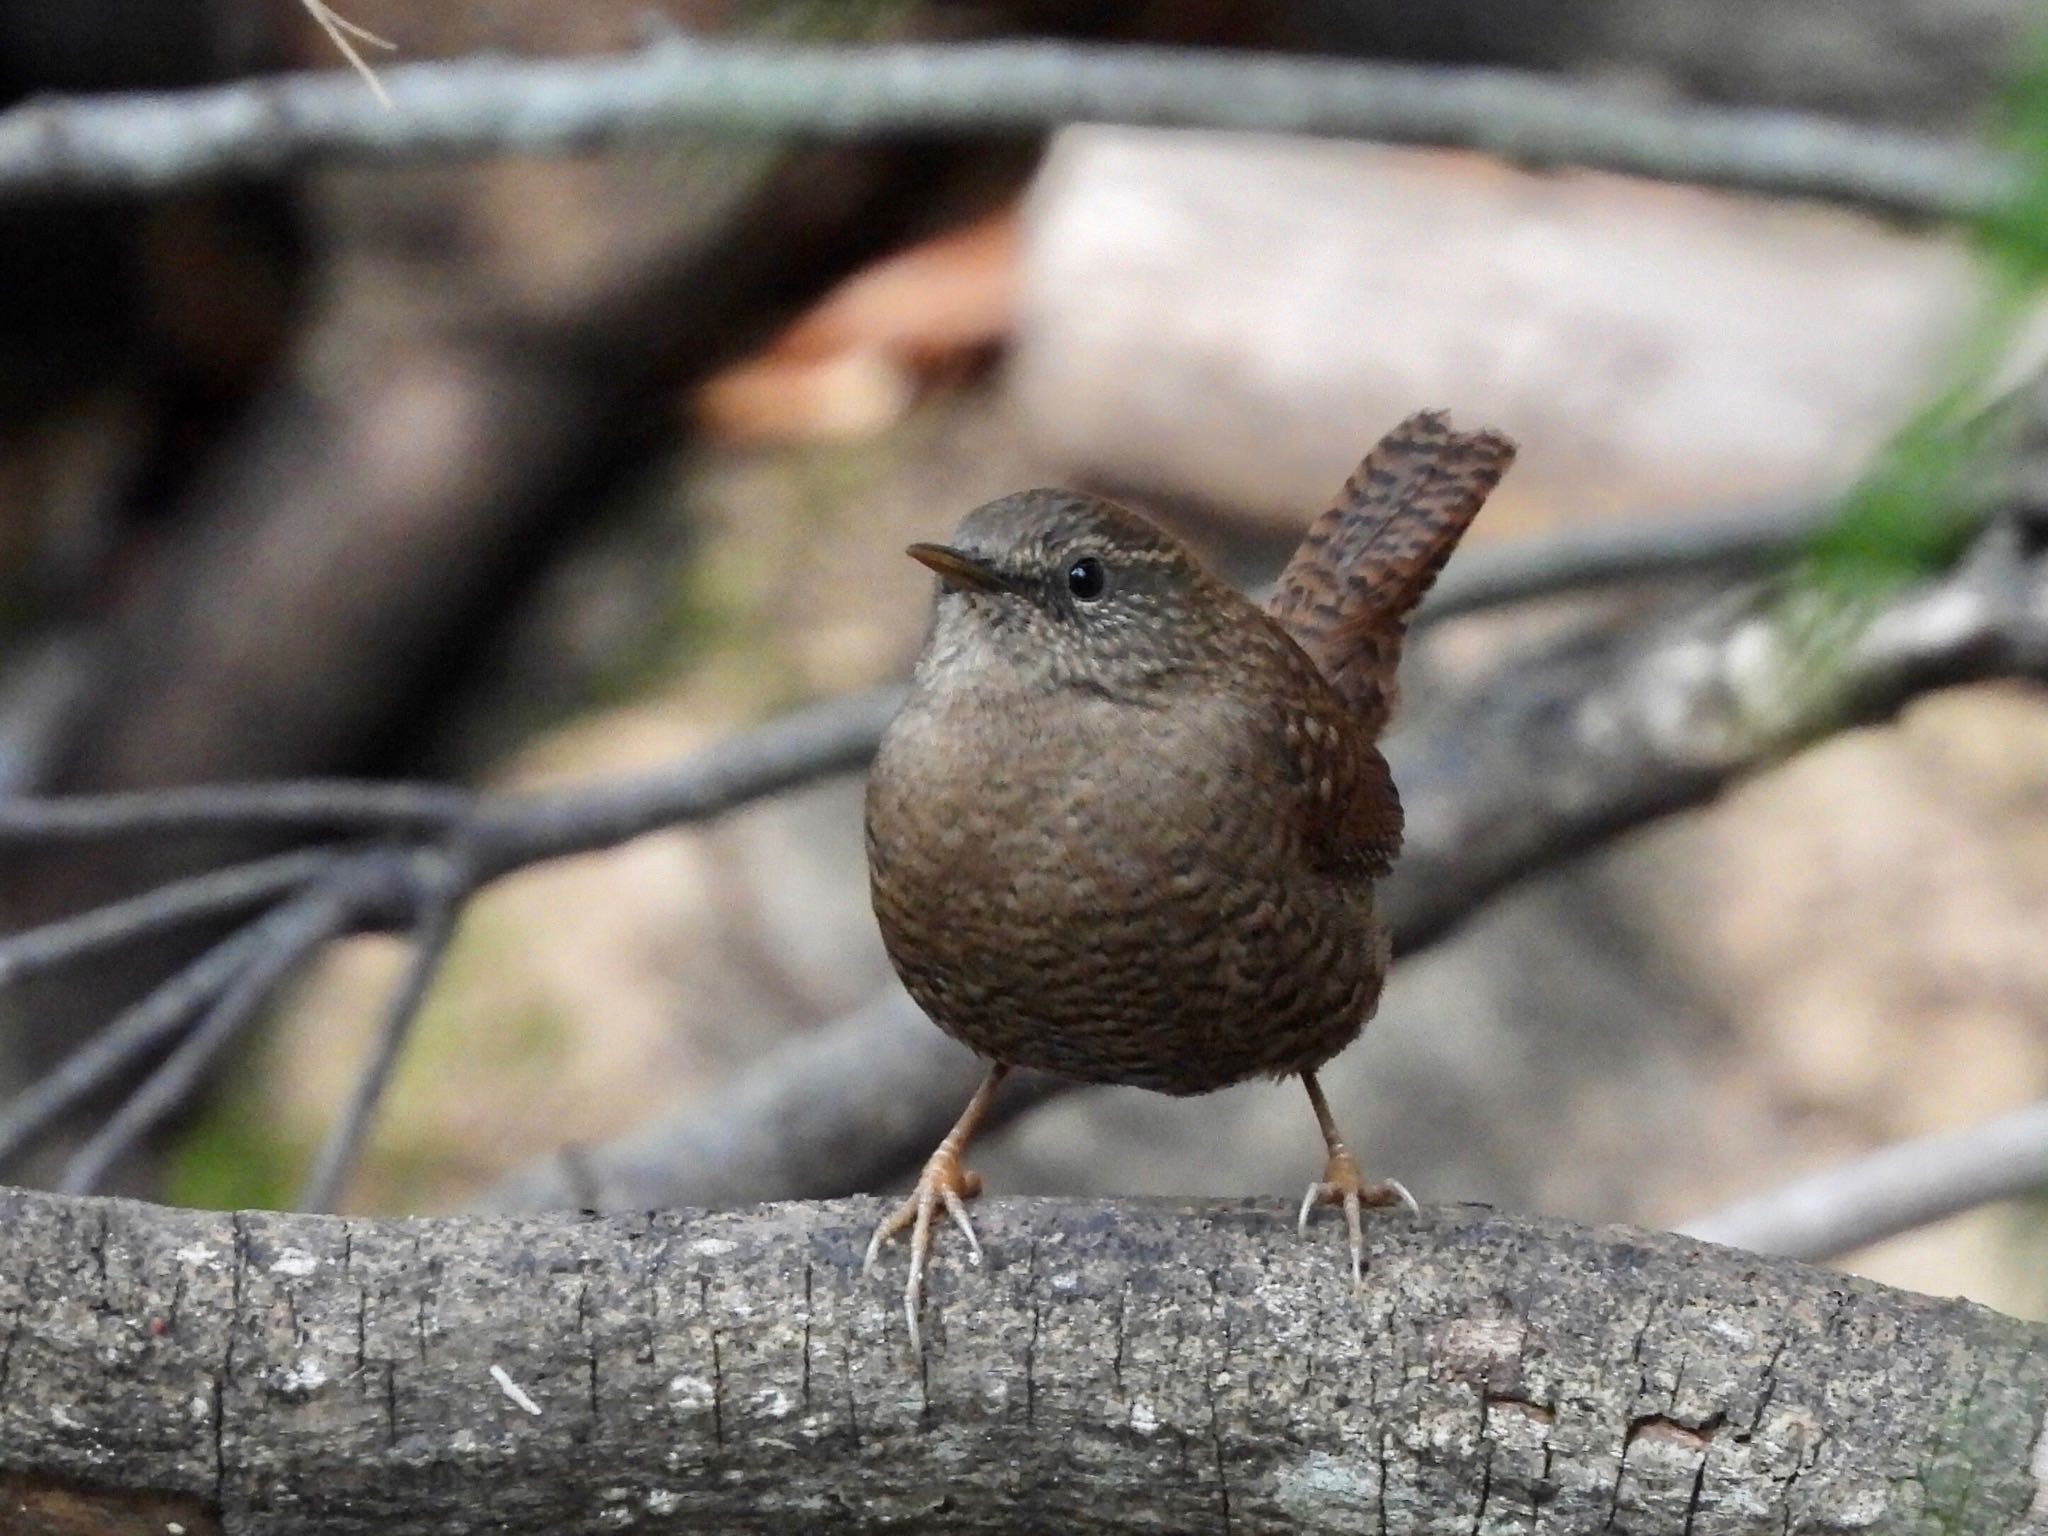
1265,410,1516,734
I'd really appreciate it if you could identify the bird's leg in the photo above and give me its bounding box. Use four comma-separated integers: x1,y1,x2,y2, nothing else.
1296,1069,1417,1284
864,1062,1009,1350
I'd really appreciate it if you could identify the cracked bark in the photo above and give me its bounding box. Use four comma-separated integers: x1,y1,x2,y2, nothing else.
1,1189,2045,1535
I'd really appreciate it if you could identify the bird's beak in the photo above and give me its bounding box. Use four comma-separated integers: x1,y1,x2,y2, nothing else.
906,542,1012,595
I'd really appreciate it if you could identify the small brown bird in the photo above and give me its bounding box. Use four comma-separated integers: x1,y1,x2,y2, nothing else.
864,411,1516,1345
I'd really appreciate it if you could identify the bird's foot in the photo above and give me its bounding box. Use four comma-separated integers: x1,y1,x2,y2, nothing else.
863,1144,986,1351
1297,1147,1417,1286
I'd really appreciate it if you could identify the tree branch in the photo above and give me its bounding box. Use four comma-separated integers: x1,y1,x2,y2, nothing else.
0,490,1950,882
0,689,903,1188
460,685,902,878
0,924,274,1169
53,882,363,1194
1419,496,1827,624
0,40,2008,220
0,846,344,983
1681,1098,2048,1261
1386,519,2048,948
1,1187,2042,1535
0,782,470,840
296,868,467,1215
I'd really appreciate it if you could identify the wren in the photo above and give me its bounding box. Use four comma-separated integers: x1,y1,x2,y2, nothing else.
863,410,1516,1346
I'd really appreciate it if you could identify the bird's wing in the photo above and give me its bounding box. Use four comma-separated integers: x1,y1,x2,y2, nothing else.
1267,641,1404,879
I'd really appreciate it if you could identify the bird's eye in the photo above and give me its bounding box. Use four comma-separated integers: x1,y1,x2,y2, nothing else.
1066,556,1107,602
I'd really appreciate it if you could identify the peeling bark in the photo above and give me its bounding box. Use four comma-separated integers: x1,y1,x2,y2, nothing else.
1,1189,2044,1533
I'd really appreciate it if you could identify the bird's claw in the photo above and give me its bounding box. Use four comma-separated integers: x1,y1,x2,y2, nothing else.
1297,1147,1415,1286
864,1145,986,1351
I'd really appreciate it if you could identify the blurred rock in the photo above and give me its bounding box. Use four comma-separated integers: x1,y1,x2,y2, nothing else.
1013,128,1975,533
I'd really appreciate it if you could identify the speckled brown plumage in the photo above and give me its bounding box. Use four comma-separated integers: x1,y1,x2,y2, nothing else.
862,411,1517,1347
1268,410,1518,736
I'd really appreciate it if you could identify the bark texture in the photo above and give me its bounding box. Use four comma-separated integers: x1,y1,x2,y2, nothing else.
1,1188,2044,1535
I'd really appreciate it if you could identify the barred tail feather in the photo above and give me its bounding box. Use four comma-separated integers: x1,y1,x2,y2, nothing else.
1266,410,1516,733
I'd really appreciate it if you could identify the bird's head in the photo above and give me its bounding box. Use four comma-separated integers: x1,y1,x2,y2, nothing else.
906,490,1247,698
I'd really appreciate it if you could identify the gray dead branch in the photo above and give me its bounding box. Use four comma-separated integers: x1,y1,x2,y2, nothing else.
0,41,2006,220
1,1186,2044,1535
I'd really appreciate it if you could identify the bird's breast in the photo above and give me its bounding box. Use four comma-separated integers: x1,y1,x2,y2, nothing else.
865,677,1384,1092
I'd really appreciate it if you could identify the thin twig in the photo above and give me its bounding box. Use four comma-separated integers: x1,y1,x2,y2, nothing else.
297,870,466,1213
0,847,343,984
1679,1099,2048,1261
55,883,363,1194
0,693,895,1181
0,924,272,1171
0,694,890,861
0,781,469,841
0,41,2008,219
299,0,398,111
1421,497,1829,624
463,685,905,874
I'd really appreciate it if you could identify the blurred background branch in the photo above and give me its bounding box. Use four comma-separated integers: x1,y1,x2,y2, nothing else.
1682,1096,2048,1260
0,40,2010,219
0,687,900,1188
